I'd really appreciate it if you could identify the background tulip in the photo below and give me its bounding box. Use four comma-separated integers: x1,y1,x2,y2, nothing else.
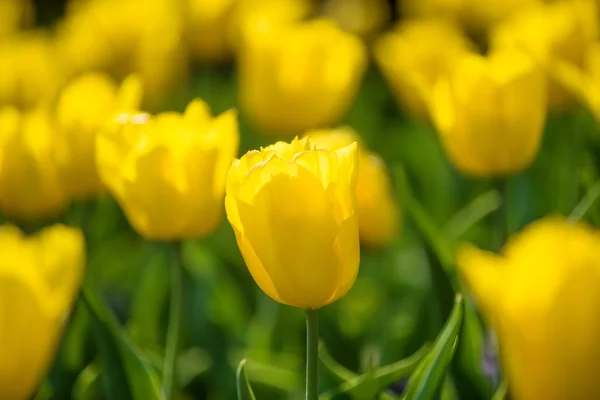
225,137,360,309
0,106,68,222
458,217,600,400
374,18,474,119
430,47,547,177
237,18,367,135
305,127,400,247
56,73,142,200
96,99,239,240
492,0,598,111
0,224,84,400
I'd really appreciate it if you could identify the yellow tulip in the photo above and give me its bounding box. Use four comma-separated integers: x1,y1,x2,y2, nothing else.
305,127,400,247
56,73,143,200
0,224,84,400
229,0,312,51
397,0,463,21
225,137,360,309
56,0,186,108
0,31,61,109
0,107,68,222
0,0,34,40
374,19,474,119
185,0,236,63
460,0,540,34
458,217,600,400
238,18,367,135
430,47,547,177
492,0,598,110
320,0,391,40
96,99,239,240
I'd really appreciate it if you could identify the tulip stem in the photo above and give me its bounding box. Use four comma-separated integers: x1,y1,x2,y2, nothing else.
306,308,319,400
163,242,184,399
492,178,508,251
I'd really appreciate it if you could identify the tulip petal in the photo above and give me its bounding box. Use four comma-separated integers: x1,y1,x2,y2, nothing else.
235,156,341,308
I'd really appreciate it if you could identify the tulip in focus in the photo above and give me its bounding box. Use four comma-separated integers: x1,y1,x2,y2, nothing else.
225,137,360,309
96,100,239,241
56,73,143,200
305,127,400,247
374,19,474,119
0,31,61,109
430,47,547,177
238,19,367,135
0,107,68,222
0,224,84,400
492,0,598,110
458,217,600,400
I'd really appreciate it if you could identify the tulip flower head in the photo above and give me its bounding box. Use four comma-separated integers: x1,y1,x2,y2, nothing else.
0,106,68,222
96,99,239,241
492,0,598,110
0,224,84,400
225,137,360,309
56,73,142,200
430,47,547,177
458,217,600,400
374,18,474,119
238,18,367,135
305,127,400,247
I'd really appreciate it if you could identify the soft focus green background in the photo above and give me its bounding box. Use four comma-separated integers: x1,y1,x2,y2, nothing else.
15,1,600,399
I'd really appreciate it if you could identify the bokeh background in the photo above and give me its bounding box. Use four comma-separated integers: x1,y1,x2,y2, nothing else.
2,0,600,399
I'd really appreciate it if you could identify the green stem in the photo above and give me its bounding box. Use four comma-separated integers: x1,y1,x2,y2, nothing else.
162,242,184,399
492,178,508,252
306,309,319,400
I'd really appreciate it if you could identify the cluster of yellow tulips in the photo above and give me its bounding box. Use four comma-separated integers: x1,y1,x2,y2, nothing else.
2,0,600,399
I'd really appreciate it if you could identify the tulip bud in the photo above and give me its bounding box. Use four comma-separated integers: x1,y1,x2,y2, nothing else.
0,106,68,222
237,18,367,135
458,217,600,400
185,0,236,63
0,0,34,40
96,99,239,241
0,223,84,400
305,127,400,247
225,137,360,309
320,0,391,40
374,19,474,119
492,0,598,110
56,73,142,200
430,47,547,177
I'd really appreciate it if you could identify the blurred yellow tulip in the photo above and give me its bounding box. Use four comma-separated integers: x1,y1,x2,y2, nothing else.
0,107,68,222
458,217,600,400
320,0,391,40
56,0,186,108
96,100,239,241
238,18,367,135
374,19,474,119
397,0,463,21
56,73,143,200
0,224,84,400
225,137,360,309
185,0,235,63
0,0,34,40
460,0,541,34
492,0,598,110
0,31,61,109
305,127,400,247
430,48,547,177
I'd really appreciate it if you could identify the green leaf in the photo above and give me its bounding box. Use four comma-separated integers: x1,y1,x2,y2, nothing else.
320,345,429,400
569,179,600,221
443,190,501,241
81,285,162,400
491,381,508,400
72,363,101,400
403,295,464,400
319,341,356,384
237,359,257,400
393,166,459,290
